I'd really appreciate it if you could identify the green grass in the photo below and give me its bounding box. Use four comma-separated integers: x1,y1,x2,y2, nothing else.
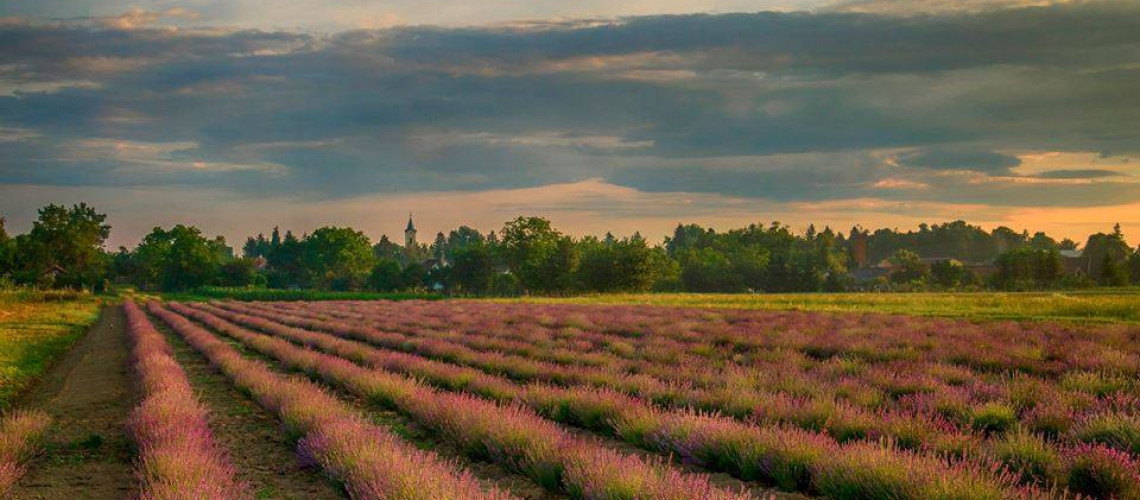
0,290,102,409
489,290,1140,324
164,286,437,302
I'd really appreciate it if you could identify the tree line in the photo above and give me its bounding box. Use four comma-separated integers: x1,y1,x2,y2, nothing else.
3,203,1139,294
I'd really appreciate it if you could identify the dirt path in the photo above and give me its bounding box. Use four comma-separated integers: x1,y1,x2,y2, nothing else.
155,315,345,500
12,306,136,500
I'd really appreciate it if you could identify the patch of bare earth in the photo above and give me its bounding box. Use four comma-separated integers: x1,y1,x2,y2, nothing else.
12,306,135,500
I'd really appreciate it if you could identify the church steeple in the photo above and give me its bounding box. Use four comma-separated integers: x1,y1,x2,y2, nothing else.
404,212,417,249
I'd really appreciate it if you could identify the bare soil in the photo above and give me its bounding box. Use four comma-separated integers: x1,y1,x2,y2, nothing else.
12,306,136,500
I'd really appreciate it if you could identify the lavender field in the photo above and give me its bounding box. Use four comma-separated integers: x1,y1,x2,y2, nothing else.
146,300,1140,498
7,298,1139,499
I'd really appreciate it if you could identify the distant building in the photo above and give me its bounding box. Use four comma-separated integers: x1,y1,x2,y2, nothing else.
1060,249,1090,276
404,213,417,250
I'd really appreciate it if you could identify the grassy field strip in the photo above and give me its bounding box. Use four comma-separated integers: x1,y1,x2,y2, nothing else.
145,302,511,500
0,409,51,495
0,291,101,408
159,303,758,500
175,302,1055,499
123,301,249,499
495,292,1140,324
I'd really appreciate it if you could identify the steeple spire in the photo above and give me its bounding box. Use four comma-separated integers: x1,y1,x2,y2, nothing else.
404,212,417,249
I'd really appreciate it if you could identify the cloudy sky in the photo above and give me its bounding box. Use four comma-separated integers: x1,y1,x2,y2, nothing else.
2,0,1138,247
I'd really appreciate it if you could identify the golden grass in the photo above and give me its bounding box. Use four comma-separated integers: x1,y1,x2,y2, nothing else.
0,291,101,408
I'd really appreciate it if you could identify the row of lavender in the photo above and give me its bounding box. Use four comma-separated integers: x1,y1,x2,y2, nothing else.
248,300,1139,413
157,302,758,500
324,300,1140,376
224,301,1139,459
190,301,1100,499
122,300,250,499
207,299,1140,499
143,301,513,500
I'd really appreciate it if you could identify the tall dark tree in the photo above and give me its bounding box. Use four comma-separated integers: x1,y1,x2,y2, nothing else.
243,233,270,258
431,232,448,261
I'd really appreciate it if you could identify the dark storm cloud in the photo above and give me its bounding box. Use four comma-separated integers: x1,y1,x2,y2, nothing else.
1032,169,1126,179
373,1,1140,75
897,148,1022,175
1,1,1139,207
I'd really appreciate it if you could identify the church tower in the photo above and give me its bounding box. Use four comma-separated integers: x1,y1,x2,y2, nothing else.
404,212,417,250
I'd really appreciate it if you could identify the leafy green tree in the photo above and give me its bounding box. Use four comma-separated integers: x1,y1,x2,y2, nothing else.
373,235,403,262
0,218,14,277
578,233,677,293
302,227,375,290
1129,249,1140,284
400,262,428,291
498,216,577,293
431,232,448,261
929,259,965,288
218,258,261,287
1082,225,1131,285
446,226,486,256
14,203,111,288
134,225,227,291
368,259,404,292
888,249,927,284
993,248,1061,290
1099,253,1128,286
450,243,495,295
1028,232,1059,251
265,229,305,288
679,247,738,292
